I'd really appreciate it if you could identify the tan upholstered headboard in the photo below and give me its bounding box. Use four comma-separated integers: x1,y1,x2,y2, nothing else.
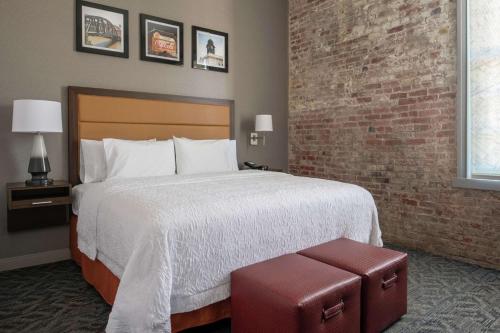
68,86,234,185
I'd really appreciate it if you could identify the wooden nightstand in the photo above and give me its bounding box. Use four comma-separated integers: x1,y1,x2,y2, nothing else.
6,181,71,232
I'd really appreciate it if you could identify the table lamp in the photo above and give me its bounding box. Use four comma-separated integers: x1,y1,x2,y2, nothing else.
250,114,273,146
12,100,62,186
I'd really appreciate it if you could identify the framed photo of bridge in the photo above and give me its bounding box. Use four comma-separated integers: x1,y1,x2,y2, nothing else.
76,0,129,58
140,14,183,65
192,26,228,73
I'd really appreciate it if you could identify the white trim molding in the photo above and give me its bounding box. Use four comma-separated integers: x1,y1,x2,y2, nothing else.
0,248,70,272
456,0,468,180
453,178,500,191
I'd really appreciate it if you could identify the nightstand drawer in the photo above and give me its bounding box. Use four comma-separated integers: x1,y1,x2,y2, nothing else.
7,205,69,232
9,196,72,210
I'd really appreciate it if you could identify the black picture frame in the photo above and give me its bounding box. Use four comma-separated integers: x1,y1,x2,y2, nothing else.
192,26,229,73
140,14,184,66
75,0,129,58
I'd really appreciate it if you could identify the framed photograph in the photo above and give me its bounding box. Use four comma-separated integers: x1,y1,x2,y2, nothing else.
192,26,228,73
76,0,129,58
140,14,183,65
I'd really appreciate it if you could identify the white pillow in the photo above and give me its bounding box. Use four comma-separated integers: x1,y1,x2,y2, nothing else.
173,137,238,169
80,139,156,183
80,140,107,183
228,140,239,171
174,137,239,175
103,139,175,179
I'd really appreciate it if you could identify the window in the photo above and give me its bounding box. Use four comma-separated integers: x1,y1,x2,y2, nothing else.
456,0,500,191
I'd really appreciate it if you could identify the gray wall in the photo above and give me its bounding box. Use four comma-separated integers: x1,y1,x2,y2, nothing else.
0,0,288,259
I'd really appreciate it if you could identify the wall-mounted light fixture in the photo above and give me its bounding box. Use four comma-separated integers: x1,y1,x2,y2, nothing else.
250,114,273,146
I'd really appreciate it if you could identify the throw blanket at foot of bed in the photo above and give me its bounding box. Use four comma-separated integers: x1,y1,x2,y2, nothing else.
76,170,382,333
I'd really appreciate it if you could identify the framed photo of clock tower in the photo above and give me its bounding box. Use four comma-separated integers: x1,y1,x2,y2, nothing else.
192,26,228,73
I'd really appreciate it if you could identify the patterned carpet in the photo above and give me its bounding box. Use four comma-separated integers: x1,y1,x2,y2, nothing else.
0,246,498,333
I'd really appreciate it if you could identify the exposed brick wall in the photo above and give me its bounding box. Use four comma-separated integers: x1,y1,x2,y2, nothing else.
289,0,500,268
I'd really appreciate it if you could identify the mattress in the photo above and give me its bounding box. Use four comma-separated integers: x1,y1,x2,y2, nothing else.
75,170,382,332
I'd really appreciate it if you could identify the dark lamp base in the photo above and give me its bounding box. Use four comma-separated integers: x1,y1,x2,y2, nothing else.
27,171,53,186
26,178,54,186
26,134,53,186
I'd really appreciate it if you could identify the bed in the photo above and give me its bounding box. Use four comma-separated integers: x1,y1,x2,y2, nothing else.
68,86,383,333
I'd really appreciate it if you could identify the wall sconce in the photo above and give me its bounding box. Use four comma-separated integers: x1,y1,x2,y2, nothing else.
250,114,273,146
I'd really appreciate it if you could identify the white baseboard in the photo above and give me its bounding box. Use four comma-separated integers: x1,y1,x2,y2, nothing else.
0,248,71,272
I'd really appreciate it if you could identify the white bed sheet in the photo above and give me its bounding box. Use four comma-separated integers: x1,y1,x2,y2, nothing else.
71,183,95,215
76,170,382,333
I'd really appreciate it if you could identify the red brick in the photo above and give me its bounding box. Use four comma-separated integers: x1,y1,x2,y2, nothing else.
399,98,417,105
409,89,428,97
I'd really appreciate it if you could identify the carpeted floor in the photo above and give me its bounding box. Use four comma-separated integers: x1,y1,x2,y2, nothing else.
0,246,498,333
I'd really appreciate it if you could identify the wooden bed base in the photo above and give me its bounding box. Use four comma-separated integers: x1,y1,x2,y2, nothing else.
70,215,231,332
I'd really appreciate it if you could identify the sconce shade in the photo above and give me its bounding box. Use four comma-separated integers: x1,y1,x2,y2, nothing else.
12,100,62,133
255,114,273,132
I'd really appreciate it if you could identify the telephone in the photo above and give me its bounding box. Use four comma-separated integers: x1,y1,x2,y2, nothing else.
244,161,269,170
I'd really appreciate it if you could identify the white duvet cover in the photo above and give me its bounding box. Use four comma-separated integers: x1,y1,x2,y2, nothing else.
77,170,382,333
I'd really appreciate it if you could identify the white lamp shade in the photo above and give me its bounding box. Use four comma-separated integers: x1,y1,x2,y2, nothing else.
12,100,62,133
255,114,273,132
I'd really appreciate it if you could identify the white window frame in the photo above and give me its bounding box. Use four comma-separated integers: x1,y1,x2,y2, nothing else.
454,0,500,191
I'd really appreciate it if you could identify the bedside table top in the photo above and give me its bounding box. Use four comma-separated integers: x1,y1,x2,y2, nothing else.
7,180,70,191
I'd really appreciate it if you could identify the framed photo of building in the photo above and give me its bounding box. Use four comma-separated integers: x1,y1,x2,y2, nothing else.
140,14,183,65
192,26,228,73
76,0,129,58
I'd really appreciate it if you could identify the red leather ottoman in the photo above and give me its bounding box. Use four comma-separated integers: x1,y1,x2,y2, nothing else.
298,239,407,333
231,254,361,333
